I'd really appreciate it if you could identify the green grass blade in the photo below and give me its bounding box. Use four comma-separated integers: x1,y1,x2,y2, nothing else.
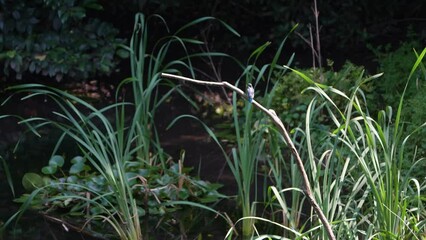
0,156,15,197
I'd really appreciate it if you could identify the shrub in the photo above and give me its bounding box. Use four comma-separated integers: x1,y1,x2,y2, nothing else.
371,40,426,172
371,40,424,107
267,61,376,129
0,0,125,81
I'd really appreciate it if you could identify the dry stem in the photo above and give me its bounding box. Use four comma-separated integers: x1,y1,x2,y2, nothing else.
161,72,336,240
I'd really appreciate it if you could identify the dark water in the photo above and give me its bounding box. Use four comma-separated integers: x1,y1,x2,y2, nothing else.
1,161,230,240
0,130,100,240
0,86,236,240
1,185,230,240
0,121,232,239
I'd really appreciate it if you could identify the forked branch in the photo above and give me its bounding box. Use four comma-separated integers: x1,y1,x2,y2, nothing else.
161,72,336,240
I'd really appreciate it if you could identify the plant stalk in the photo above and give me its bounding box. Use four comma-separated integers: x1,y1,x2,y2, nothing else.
160,72,336,240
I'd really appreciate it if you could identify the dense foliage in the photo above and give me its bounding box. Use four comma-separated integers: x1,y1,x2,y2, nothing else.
0,0,125,81
1,1,425,239
18,154,223,217
2,0,425,83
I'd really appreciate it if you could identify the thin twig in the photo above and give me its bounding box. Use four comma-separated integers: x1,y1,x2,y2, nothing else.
295,29,318,69
161,72,336,240
309,24,316,69
198,26,231,104
313,0,322,70
312,0,324,82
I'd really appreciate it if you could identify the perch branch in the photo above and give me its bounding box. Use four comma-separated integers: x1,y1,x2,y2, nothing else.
161,72,336,240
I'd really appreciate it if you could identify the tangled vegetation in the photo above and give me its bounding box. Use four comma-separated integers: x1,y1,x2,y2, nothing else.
1,2,425,239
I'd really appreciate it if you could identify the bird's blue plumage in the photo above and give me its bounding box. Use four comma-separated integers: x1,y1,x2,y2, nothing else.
247,83,254,103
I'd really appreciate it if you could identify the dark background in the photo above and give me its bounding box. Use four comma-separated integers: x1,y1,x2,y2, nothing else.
1,0,426,84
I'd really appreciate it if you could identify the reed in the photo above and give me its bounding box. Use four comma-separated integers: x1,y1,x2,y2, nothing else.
0,13,240,239
277,47,426,239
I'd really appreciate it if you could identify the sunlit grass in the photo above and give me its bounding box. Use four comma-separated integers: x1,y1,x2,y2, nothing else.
277,47,426,239
168,32,298,237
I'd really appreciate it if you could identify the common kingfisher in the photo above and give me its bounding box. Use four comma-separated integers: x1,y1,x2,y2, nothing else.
247,83,254,103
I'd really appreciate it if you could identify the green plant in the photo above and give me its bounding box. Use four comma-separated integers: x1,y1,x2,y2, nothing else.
0,0,125,81
230,94,265,238
371,41,426,177
1,84,225,239
266,61,377,130
168,108,266,238
280,47,426,239
223,47,426,239
1,13,240,239
123,13,238,167
161,38,338,239
203,32,297,237
371,40,424,107
404,80,426,169
258,64,378,238
5,84,145,239
15,153,224,220
0,155,14,198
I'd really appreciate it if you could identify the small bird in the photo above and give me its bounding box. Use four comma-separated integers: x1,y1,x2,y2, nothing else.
247,83,254,103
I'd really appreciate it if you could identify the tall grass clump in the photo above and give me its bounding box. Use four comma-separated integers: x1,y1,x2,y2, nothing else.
163,24,336,239
123,13,238,167
187,31,297,238
276,47,426,239
167,76,269,238
337,47,426,239
229,82,265,238
3,84,143,239
222,26,302,238
1,13,240,239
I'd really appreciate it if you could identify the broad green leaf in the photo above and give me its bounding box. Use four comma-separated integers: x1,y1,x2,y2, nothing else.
91,175,106,185
87,181,101,192
66,175,78,183
71,156,85,164
138,168,149,177
69,162,85,174
49,155,64,167
157,174,172,185
178,189,189,200
41,165,57,175
22,173,44,191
